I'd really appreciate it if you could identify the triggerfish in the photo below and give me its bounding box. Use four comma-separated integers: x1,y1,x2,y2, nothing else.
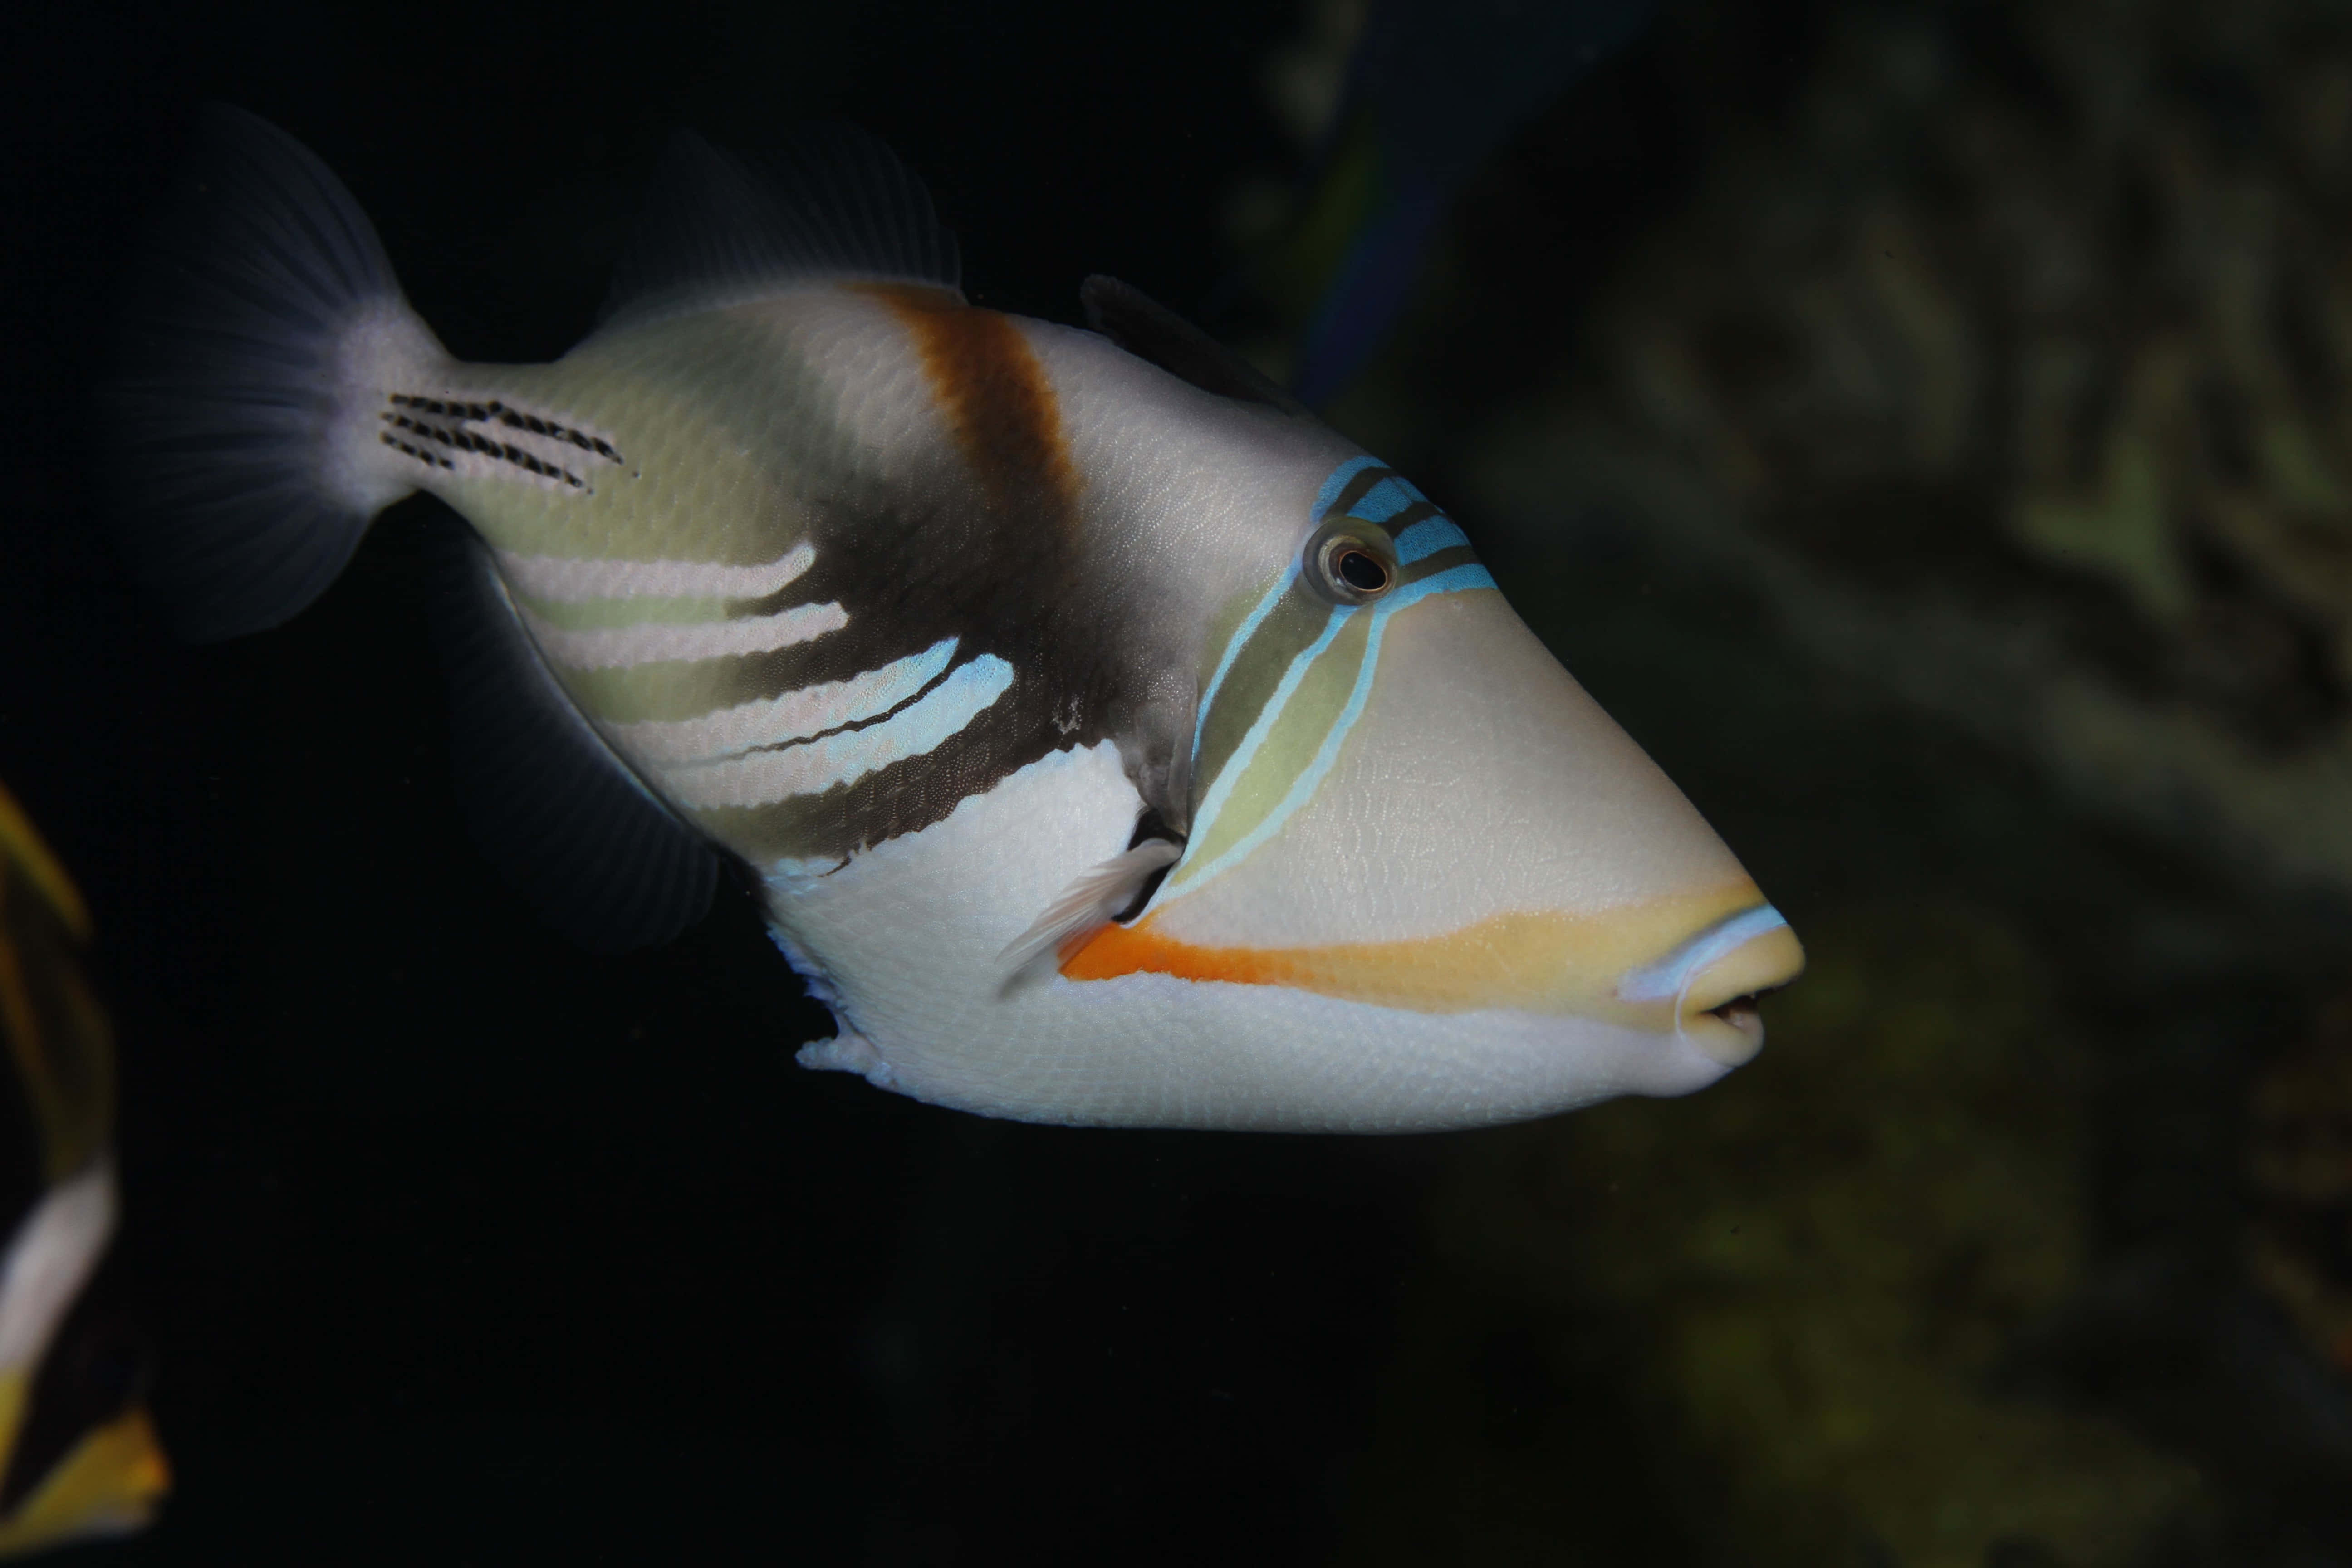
113,108,1801,1132
0,784,169,1553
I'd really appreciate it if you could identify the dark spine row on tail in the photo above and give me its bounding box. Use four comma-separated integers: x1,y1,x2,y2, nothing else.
109,105,426,641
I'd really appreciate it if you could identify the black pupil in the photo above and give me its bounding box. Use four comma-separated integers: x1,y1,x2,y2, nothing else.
1337,549,1389,593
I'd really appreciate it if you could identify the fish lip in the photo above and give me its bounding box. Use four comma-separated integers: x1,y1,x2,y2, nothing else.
1616,905,1806,1068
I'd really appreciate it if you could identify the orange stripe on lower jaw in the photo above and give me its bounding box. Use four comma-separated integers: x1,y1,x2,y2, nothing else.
1058,882,1769,1021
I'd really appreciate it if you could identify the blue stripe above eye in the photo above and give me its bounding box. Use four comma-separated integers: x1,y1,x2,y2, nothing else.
1347,475,1426,525
1392,515,1470,563
1313,454,1386,518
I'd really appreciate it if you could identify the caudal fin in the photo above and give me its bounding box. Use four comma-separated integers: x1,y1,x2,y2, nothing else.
111,106,446,641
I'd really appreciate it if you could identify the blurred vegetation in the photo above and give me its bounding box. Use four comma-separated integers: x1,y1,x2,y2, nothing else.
2249,992,2352,1379
1466,0,2352,898
12,0,2352,1558
1249,0,2352,1561
1343,912,2206,1567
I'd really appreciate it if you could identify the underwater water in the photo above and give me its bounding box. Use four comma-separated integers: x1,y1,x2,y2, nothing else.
5,0,2352,1562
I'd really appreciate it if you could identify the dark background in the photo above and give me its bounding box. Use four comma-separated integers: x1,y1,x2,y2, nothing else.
6,1,2352,1564
0,4,1511,1562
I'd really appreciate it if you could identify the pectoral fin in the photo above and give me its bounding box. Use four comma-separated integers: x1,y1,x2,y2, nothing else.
999,839,1183,986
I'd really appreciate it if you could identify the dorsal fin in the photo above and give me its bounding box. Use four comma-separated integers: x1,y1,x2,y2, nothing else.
599,125,961,329
1079,275,1308,417
424,522,721,952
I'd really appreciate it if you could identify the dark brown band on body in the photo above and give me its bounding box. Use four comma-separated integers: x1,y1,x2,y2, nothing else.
856,284,1078,527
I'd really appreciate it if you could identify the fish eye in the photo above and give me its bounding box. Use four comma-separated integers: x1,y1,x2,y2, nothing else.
1305,524,1396,606
1336,549,1389,593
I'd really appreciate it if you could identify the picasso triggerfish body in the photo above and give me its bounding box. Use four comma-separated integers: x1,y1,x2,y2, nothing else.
113,108,1802,1131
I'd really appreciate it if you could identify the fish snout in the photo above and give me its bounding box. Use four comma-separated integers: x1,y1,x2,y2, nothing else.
1615,904,1806,1068
1064,559,1810,1125
1147,584,1811,1061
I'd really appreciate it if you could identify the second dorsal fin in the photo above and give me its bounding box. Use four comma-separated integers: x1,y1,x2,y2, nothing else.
1079,276,1308,417
599,125,962,330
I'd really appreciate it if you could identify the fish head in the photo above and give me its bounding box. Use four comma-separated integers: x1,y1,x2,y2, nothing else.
1063,455,1803,1126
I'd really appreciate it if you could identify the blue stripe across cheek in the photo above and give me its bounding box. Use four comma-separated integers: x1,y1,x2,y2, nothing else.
1193,564,1300,762
1174,456,1498,898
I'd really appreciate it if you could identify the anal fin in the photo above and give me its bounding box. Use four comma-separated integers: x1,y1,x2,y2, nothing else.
425,521,720,952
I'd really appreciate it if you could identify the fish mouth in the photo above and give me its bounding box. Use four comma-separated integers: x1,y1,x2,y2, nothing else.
1681,983,1774,1068
1617,905,1806,1068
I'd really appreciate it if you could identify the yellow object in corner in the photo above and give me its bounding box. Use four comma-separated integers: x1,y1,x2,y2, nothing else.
0,781,168,1555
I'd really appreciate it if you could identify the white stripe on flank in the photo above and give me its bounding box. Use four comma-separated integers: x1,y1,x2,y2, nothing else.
664,656,1014,809
611,638,961,765
497,542,816,603
525,600,848,670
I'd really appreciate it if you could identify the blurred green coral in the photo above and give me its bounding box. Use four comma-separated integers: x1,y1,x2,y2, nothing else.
2247,992,2352,1377
1342,909,2204,1568
1461,0,2352,903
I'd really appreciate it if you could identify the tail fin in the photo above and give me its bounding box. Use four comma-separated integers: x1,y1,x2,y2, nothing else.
111,106,446,641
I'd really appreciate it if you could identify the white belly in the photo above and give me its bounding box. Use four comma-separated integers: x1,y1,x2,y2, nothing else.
761,741,1726,1131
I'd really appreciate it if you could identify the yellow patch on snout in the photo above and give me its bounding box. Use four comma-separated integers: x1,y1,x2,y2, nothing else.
1061,880,1779,1027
